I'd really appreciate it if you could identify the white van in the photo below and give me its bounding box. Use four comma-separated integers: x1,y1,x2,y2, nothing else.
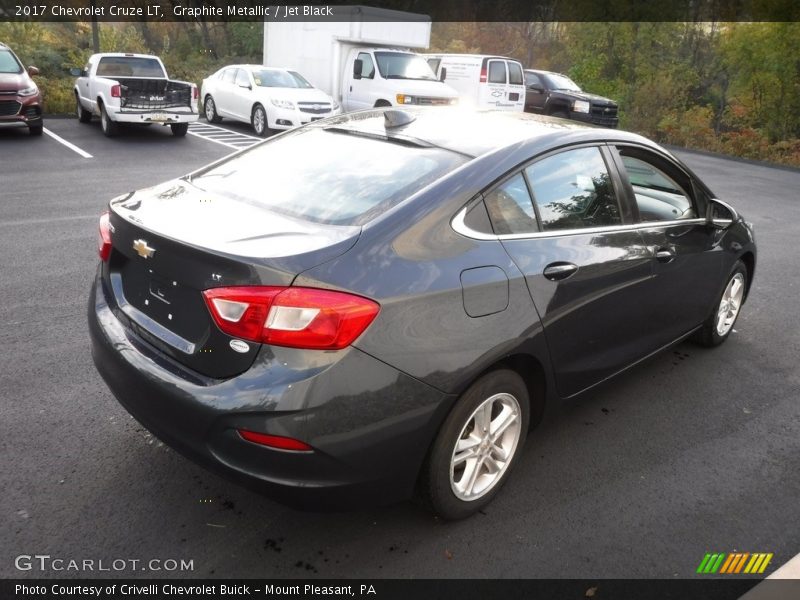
424,54,525,111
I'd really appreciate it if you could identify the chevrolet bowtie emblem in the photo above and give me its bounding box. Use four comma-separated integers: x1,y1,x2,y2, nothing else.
133,239,155,259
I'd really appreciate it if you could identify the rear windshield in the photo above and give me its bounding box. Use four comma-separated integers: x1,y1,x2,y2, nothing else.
0,50,23,74
188,128,466,226
96,57,165,78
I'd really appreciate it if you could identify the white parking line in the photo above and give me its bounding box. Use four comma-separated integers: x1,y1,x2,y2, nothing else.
43,127,93,158
186,121,263,151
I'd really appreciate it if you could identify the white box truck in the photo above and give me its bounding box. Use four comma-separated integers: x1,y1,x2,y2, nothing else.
263,6,459,112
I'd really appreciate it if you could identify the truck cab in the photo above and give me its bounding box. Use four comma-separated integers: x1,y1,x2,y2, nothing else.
342,48,458,111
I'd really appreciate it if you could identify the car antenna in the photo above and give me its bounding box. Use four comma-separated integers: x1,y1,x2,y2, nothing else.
384,109,416,129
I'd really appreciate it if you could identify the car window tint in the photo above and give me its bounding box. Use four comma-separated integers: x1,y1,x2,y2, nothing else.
488,61,506,84
508,62,524,85
619,155,696,221
235,69,250,87
96,57,165,78
357,53,375,79
484,173,539,235
189,128,467,226
525,147,621,231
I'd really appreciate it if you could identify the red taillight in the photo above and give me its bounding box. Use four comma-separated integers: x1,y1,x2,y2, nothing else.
98,211,112,261
238,429,312,452
202,286,379,350
479,67,487,83
110,84,121,98
192,85,199,100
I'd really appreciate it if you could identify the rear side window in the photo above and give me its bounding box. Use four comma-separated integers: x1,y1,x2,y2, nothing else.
488,61,506,84
508,62,524,85
189,129,467,226
525,147,621,231
484,173,538,235
617,153,696,222
222,68,236,84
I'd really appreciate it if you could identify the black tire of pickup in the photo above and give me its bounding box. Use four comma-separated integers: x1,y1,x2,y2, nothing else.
171,122,189,137
99,102,119,137
76,93,92,123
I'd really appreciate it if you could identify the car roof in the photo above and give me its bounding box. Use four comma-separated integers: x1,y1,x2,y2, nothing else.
425,54,521,62
524,69,568,77
318,108,656,159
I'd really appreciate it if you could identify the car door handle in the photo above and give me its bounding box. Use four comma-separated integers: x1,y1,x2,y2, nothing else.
655,248,676,263
543,262,578,281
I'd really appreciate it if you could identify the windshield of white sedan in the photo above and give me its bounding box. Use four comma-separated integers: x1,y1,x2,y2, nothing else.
0,50,23,74
96,57,165,78
189,129,466,225
375,52,438,81
252,69,313,88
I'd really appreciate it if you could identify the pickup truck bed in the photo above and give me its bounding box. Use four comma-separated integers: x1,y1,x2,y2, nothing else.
114,78,193,111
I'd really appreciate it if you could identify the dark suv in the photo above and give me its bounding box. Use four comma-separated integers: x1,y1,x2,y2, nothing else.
0,42,43,136
524,69,618,128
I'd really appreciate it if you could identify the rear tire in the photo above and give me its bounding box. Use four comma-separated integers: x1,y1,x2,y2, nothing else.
170,122,189,137
29,123,43,136
252,104,269,137
76,94,92,123
204,95,222,123
693,260,748,347
99,103,118,137
419,369,530,520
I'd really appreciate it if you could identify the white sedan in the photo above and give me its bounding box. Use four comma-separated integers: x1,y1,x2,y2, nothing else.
200,65,341,136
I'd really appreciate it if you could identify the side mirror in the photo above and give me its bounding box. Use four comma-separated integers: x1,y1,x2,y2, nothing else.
707,198,738,229
440,67,447,82
353,58,363,80
69,67,82,77
27,66,39,76
239,83,251,90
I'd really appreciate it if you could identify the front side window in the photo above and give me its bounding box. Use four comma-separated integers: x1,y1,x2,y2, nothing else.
617,153,696,221
222,68,237,84
235,69,250,88
188,128,467,226
357,53,375,79
508,62,524,85
484,173,538,235
525,147,621,231
488,60,506,84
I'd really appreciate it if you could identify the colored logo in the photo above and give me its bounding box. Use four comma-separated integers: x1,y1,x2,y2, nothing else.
697,552,773,574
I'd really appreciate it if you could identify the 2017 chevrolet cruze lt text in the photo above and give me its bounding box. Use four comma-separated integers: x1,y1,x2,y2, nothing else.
89,109,756,519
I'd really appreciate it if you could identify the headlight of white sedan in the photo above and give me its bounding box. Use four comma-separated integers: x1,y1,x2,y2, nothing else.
270,99,295,109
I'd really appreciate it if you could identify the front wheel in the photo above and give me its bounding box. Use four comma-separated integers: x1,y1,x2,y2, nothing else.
170,122,189,137
204,96,222,123
29,123,43,136
419,369,530,520
251,104,269,137
693,260,748,347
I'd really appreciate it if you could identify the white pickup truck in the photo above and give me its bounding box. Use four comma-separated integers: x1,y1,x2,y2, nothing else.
73,53,198,137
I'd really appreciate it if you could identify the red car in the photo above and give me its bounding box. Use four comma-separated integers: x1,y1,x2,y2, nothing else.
0,42,43,136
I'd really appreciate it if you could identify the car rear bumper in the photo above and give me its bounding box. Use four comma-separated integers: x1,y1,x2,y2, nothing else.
111,109,199,124
88,273,450,509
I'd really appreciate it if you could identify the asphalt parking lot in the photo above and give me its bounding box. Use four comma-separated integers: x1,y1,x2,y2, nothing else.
2,116,798,580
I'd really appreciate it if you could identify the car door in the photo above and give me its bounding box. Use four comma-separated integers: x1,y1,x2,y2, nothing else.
213,68,237,118
506,61,525,110
480,59,507,109
483,145,653,398
344,51,376,111
608,144,723,345
524,71,546,112
231,68,254,121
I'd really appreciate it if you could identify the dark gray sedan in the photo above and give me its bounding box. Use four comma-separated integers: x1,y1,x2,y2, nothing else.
88,109,756,519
